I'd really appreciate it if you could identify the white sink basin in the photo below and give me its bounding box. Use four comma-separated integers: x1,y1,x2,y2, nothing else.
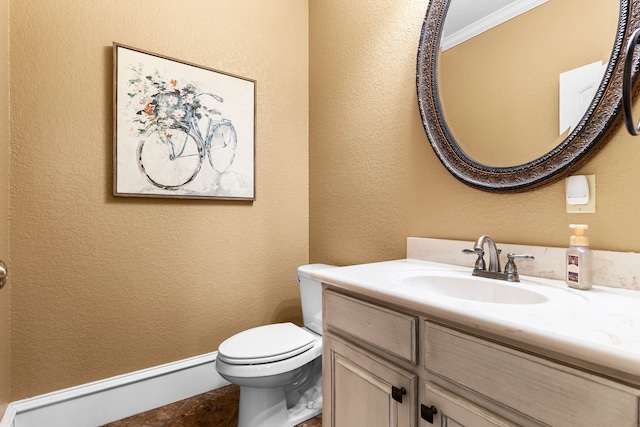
397,272,548,304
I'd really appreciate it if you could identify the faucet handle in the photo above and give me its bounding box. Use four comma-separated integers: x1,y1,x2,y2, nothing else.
462,248,485,270
507,253,535,261
504,253,535,282
462,248,482,255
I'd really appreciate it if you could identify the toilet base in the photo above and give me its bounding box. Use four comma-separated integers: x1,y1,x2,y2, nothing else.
238,385,288,427
237,385,321,427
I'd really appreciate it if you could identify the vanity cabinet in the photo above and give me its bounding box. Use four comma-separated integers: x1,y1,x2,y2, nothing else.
322,287,640,427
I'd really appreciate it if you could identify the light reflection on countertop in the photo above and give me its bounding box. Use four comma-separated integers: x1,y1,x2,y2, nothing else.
313,259,640,385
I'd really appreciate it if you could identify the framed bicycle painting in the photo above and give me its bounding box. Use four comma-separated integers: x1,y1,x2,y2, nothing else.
113,43,256,200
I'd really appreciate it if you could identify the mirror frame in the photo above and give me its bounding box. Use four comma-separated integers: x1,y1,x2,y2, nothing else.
417,0,638,192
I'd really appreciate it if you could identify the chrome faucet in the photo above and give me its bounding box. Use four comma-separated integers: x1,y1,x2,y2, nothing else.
463,235,534,282
475,235,501,273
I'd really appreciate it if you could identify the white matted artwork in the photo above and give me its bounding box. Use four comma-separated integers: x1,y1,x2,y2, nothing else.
113,43,255,200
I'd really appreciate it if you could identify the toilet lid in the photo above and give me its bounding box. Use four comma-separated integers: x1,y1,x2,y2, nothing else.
218,322,316,365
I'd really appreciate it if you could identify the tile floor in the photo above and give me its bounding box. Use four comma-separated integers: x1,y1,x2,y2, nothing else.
101,384,322,427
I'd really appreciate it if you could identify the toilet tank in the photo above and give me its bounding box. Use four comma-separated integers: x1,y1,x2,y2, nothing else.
297,264,336,335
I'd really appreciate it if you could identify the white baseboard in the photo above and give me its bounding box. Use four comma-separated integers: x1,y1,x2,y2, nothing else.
0,351,229,427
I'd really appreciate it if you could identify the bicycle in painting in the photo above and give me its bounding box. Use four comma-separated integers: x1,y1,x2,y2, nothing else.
128,66,238,190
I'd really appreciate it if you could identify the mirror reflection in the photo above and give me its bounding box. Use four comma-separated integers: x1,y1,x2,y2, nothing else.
437,0,619,167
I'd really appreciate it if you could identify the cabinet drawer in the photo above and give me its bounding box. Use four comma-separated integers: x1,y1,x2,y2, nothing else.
324,289,417,363
425,322,640,426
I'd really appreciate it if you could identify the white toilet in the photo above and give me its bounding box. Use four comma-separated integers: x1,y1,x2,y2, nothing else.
215,264,336,427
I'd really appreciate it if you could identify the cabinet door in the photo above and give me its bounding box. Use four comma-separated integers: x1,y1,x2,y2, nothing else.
324,333,417,427
421,383,517,427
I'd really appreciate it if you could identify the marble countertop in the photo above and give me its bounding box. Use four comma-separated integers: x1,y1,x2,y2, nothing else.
313,258,640,386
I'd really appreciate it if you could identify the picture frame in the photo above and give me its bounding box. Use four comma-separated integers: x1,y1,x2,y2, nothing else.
113,43,256,200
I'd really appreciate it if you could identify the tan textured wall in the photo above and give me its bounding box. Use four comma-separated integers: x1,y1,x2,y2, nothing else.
310,1,640,266
10,1,308,399
0,0,10,412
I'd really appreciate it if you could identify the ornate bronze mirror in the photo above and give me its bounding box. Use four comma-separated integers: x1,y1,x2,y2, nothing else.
417,0,638,192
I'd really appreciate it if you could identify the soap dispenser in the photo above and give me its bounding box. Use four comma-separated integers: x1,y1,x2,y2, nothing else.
566,224,593,290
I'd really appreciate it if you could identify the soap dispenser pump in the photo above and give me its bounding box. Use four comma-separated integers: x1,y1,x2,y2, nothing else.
566,224,593,290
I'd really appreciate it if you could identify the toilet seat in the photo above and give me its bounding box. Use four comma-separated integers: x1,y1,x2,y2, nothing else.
218,322,316,365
